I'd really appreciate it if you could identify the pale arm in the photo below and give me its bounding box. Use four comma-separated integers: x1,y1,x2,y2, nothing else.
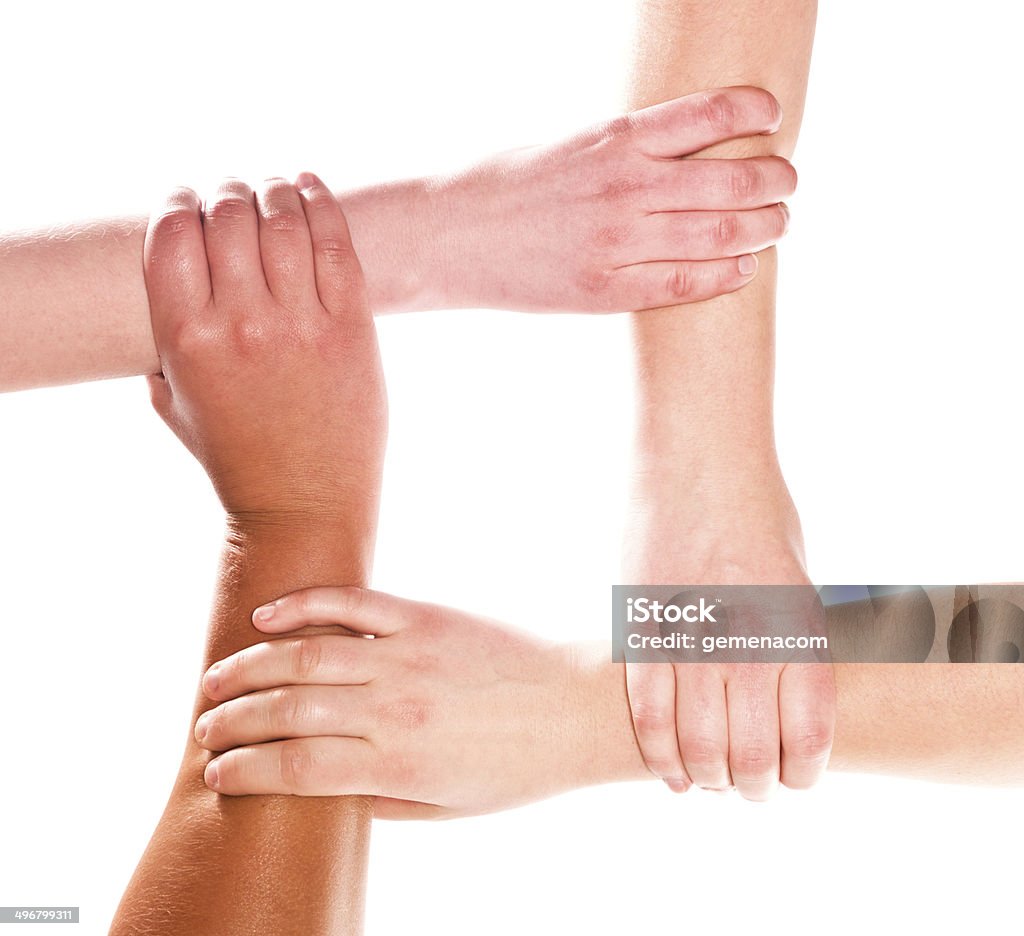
1,89,795,393
0,179,440,391
622,0,829,801
186,587,1024,821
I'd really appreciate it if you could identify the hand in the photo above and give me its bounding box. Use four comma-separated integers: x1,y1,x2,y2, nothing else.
622,479,836,800
144,174,386,525
193,588,641,818
428,86,796,312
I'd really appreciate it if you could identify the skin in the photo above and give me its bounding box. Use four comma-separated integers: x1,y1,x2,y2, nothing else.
622,0,833,800
109,176,384,935
0,87,794,393
188,586,1024,818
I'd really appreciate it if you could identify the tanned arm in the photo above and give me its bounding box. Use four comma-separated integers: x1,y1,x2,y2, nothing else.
109,174,384,935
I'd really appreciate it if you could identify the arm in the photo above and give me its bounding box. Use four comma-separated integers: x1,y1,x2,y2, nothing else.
181,588,1024,822
1,89,792,392
622,0,831,800
110,175,384,935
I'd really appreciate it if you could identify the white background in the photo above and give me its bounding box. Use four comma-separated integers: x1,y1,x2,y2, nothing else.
1,1,1021,933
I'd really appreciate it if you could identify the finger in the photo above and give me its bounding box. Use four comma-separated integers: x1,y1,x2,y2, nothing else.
202,635,379,702
675,665,732,791
201,178,265,304
637,203,789,263
195,685,373,751
609,255,759,311
779,663,836,791
252,586,407,637
725,664,782,802
648,157,798,212
628,86,782,158
255,177,316,308
626,661,690,792
205,736,386,796
143,186,211,348
295,172,365,314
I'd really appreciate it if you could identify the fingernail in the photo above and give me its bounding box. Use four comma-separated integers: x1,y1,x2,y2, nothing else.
206,760,221,791
780,202,791,226
195,715,209,742
295,172,318,190
253,602,276,624
204,665,220,694
738,254,758,276
666,778,689,794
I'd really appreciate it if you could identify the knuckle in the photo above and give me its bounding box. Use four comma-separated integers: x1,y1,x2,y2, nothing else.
298,174,331,203
230,647,251,684
164,317,217,359
204,193,254,225
699,92,737,133
644,756,680,778
227,315,273,352
148,203,197,241
593,223,633,248
262,209,303,236
289,589,317,618
684,736,729,767
378,696,429,729
712,213,741,249
335,586,369,619
575,267,613,299
292,639,323,681
314,236,355,264
268,687,304,729
597,174,644,200
730,164,765,202
278,740,318,792
731,745,778,779
666,264,695,301
261,176,292,195
416,602,449,634
631,701,676,735
787,722,834,760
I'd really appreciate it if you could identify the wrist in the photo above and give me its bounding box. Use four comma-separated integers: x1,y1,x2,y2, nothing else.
565,642,651,788
338,175,456,313
623,465,807,584
222,510,375,592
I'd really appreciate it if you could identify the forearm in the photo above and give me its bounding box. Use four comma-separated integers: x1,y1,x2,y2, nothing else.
110,518,375,936
575,646,1024,789
626,0,817,548
0,177,442,393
